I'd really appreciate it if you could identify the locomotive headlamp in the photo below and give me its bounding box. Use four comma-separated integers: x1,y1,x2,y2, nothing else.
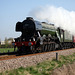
28,42,33,46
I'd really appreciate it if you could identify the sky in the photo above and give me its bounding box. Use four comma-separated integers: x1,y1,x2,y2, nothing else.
0,0,75,41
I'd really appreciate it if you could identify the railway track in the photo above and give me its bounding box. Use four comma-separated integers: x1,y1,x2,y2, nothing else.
0,55,16,61
0,48,75,61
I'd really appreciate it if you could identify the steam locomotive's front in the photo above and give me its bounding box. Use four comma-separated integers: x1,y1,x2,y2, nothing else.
12,17,43,54
22,17,36,40
13,17,37,49
16,17,36,41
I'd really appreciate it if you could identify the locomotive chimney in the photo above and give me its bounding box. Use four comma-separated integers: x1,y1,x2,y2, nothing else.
26,17,34,20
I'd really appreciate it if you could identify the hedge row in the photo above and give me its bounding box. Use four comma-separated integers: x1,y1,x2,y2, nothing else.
0,44,13,48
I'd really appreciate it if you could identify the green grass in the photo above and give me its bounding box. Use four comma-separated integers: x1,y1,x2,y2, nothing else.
0,53,75,75
0,48,17,53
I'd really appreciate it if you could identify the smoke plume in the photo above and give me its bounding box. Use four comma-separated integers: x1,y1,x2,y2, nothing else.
29,5,75,35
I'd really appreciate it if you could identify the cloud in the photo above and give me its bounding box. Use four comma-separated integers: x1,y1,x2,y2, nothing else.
29,5,75,35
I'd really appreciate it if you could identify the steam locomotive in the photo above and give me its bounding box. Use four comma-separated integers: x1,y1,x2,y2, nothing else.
12,17,75,54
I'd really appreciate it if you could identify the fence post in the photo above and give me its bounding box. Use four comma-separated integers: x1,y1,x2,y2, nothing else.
56,53,58,61
8,50,10,53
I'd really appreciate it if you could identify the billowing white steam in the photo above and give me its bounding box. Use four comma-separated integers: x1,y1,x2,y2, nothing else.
29,5,75,35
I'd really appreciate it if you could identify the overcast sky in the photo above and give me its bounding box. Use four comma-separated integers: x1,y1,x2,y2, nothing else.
0,0,75,41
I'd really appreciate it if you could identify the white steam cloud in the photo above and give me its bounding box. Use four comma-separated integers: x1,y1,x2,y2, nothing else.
29,5,75,35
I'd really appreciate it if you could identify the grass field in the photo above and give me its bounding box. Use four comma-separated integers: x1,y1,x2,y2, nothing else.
0,48,17,53
0,53,75,75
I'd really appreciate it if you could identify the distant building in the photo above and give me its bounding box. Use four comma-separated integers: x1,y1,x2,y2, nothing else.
7,40,12,44
7,38,13,44
1,41,5,45
0,38,14,45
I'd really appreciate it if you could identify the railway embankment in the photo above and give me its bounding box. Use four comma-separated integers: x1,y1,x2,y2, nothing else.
0,48,75,73
52,62,75,75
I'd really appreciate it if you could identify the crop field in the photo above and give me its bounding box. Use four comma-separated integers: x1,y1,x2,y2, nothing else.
0,48,17,53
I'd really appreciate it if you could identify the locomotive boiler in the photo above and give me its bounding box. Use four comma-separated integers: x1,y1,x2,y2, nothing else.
12,17,75,54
